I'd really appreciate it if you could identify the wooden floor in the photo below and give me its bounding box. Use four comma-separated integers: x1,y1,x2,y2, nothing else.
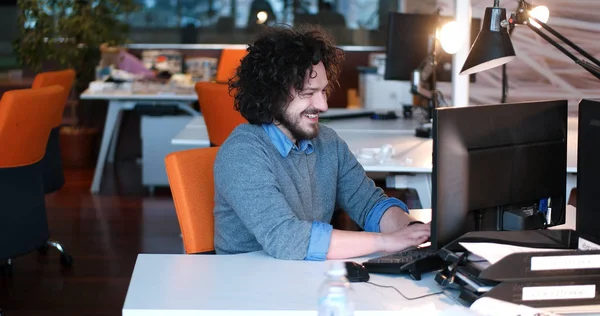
0,160,420,315
0,161,184,316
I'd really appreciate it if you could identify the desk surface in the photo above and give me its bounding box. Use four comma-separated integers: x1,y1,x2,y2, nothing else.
123,206,595,316
320,109,424,134
122,251,457,316
80,88,197,101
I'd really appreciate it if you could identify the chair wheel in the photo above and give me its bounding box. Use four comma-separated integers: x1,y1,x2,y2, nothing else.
60,254,73,267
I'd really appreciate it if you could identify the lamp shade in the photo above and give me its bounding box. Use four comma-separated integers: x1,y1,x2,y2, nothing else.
460,6,516,75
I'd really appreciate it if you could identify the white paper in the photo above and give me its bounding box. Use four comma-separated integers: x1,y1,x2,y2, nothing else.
579,238,600,251
458,242,567,265
470,297,560,316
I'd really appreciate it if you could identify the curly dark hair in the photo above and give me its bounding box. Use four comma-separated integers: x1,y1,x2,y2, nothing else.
229,24,345,125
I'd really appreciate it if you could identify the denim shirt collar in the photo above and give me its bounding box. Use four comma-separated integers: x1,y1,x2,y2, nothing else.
261,123,314,157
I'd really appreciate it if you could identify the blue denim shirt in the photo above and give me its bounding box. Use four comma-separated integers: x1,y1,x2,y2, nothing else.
261,123,409,261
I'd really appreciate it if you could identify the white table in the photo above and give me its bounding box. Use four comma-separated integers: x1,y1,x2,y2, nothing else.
170,115,210,147
122,206,597,316
122,251,458,316
80,89,198,193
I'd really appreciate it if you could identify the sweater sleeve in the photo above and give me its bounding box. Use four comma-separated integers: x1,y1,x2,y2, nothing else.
305,221,333,261
214,134,314,260
332,134,389,229
364,197,410,233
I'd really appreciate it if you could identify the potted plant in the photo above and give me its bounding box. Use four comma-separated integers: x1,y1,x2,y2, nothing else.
13,0,138,167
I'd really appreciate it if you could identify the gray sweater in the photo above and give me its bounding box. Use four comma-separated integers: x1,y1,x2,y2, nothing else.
213,124,387,260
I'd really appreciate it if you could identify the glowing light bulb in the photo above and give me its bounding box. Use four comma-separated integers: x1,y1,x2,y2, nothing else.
439,21,464,54
529,5,549,28
256,11,268,24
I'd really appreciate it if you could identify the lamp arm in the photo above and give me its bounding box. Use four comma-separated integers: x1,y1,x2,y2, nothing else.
530,16,600,67
526,22,600,80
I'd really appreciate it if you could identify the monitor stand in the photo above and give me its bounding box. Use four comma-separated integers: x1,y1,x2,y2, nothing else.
415,124,432,138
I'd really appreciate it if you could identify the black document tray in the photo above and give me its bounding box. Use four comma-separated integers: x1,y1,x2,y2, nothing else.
480,249,600,282
437,230,584,283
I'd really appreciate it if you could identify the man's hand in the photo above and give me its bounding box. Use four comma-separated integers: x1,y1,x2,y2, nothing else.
378,222,431,253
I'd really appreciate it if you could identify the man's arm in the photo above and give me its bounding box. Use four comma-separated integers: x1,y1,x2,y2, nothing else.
325,224,430,259
306,207,429,260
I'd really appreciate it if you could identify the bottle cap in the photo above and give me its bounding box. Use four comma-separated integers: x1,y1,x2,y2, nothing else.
326,261,347,276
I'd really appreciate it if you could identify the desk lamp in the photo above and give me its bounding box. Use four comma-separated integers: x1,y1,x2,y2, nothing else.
461,0,600,81
411,9,465,138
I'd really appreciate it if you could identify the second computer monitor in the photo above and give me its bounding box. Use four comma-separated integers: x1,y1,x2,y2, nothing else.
384,12,481,82
576,99,600,247
431,100,568,250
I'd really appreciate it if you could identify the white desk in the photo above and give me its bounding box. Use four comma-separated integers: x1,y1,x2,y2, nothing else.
169,116,210,147
123,206,595,316
122,251,457,316
320,109,424,134
80,89,198,193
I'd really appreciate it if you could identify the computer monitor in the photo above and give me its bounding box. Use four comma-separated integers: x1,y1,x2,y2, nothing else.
431,100,568,250
384,12,481,82
576,99,600,247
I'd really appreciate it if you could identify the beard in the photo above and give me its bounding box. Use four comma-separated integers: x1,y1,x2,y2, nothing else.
277,109,320,141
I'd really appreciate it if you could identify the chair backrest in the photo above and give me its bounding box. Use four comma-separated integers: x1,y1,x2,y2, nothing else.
165,147,220,254
31,69,76,128
195,82,248,146
215,48,247,84
0,86,65,168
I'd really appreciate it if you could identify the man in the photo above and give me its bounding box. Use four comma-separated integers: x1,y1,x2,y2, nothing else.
214,25,430,260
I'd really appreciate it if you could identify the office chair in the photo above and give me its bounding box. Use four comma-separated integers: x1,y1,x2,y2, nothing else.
215,48,247,84
0,86,72,273
31,69,76,264
32,69,76,192
165,147,219,254
194,82,248,146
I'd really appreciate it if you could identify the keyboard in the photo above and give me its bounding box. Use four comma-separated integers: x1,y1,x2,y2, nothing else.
362,247,445,280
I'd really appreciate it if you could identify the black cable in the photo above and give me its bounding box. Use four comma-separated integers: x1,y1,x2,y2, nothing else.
466,259,488,263
436,90,448,107
366,281,444,300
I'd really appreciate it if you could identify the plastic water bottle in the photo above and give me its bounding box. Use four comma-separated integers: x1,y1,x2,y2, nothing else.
317,261,354,316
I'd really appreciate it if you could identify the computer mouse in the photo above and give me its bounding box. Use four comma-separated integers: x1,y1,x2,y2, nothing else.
344,261,370,283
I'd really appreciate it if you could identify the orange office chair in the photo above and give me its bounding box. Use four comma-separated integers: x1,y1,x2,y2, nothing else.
0,86,73,271
31,69,75,263
215,48,247,84
165,147,220,254
32,69,76,193
194,82,248,146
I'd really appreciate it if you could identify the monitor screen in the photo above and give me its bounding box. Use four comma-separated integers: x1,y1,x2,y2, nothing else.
384,12,481,82
576,99,600,247
431,100,568,250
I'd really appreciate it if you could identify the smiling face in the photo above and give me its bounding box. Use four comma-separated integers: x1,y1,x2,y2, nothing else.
275,62,329,144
